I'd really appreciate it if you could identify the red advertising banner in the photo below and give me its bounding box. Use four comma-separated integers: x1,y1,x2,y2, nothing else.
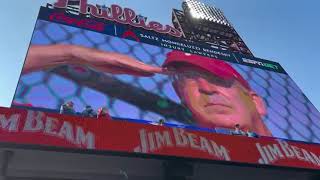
1,107,320,170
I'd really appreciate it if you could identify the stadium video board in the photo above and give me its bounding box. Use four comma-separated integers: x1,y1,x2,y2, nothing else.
3,1,320,170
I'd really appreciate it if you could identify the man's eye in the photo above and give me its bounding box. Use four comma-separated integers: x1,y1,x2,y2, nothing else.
213,77,225,84
184,73,197,79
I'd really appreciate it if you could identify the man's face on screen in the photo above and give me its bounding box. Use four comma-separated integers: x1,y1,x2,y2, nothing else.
174,66,265,131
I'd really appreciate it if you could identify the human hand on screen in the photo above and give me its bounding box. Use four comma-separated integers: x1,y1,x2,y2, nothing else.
23,44,164,76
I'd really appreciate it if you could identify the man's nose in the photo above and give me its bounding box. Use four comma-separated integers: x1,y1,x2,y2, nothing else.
198,78,218,95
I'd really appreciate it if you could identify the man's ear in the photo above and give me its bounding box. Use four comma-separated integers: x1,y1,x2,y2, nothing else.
250,92,266,116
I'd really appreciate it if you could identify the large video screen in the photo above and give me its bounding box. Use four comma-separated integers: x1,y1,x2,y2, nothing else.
13,14,320,144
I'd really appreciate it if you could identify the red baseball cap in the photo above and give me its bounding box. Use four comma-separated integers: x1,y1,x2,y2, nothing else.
162,51,251,90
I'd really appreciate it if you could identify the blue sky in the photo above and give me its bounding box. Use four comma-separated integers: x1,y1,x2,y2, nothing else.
1,0,320,113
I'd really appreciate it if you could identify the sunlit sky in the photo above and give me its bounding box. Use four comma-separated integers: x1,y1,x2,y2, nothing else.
1,0,320,112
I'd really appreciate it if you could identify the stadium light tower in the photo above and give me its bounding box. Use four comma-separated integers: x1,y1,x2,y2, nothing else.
172,0,253,56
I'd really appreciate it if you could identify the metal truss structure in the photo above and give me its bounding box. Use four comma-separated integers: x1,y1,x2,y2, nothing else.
172,0,253,56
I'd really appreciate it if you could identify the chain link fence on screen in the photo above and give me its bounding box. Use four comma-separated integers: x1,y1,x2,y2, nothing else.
13,20,320,143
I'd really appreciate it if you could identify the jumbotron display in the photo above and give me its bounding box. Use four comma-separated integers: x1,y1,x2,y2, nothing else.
2,0,320,171
12,4,320,144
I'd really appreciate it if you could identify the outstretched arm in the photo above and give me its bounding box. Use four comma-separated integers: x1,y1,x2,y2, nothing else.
23,44,164,76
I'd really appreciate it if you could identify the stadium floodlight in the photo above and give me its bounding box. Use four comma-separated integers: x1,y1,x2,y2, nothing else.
173,0,253,56
190,9,200,18
183,0,231,27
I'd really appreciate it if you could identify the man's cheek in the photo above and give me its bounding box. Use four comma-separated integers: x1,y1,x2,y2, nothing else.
184,85,202,105
188,93,204,112
237,89,255,110
199,94,209,104
185,83,199,96
184,88,207,118
235,90,257,128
